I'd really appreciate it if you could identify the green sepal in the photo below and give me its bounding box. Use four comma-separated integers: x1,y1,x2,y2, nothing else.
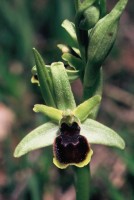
61,20,79,48
81,119,125,149
50,62,76,110
32,48,56,107
73,95,101,122
33,104,62,123
62,53,84,71
84,0,128,87
14,122,59,158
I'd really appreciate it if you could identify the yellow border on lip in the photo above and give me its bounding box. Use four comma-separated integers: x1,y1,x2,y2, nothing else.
53,149,93,169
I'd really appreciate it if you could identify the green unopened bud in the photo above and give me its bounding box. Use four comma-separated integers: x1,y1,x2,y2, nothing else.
84,0,128,87
79,6,100,30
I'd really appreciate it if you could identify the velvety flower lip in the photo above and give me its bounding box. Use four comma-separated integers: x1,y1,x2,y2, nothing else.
53,122,93,169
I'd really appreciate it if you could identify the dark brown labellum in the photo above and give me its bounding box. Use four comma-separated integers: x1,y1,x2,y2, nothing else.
53,122,90,164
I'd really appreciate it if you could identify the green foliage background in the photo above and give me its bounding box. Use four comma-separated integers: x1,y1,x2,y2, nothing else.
0,0,134,199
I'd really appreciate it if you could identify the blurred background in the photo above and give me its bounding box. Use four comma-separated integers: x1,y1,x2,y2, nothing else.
0,0,134,199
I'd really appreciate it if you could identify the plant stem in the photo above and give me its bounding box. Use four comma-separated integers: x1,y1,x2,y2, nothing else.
74,0,80,11
75,166,91,200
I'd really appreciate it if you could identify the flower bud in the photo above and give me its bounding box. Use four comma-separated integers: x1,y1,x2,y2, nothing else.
84,0,128,87
79,6,100,30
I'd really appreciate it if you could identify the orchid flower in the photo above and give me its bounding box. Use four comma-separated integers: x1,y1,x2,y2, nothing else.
14,49,125,169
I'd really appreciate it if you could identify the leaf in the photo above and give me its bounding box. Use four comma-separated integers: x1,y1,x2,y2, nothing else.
81,119,125,149
14,122,59,158
74,95,101,122
33,104,62,123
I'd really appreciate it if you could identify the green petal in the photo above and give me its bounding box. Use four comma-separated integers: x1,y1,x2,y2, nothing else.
33,104,62,123
73,95,101,122
14,122,58,158
81,119,125,149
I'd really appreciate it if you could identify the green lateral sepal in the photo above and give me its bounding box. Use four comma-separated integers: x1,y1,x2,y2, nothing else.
33,104,62,123
81,119,125,149
73,95,101,122
14,122,59,158
50,62,76,110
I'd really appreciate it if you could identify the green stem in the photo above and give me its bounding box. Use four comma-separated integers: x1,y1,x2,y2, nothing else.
74,0,81,11
75,166,91,200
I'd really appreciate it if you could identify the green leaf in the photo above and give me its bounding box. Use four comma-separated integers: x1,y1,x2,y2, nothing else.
50,62,76,110
14,122,58,158
61,20,78,48
33,104,62,123
33,48,56,107
81,119,125,149
74,95,101,122
62,53,84,71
